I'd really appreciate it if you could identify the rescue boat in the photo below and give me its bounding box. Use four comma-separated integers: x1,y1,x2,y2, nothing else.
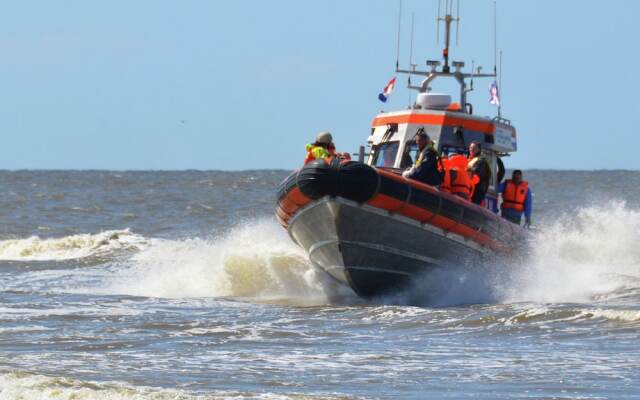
276,10,526,299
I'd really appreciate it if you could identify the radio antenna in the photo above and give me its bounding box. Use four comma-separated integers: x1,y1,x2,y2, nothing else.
436,0,441,43
408,11,415,106
493,0,498,75
395,0,402,69
409,11,415,68
455,0,460,45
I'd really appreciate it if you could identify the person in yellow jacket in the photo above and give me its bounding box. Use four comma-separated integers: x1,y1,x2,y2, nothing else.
304,131,350,164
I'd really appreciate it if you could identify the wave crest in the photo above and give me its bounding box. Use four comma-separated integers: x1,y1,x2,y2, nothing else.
100,220,355,305
0,230,147,261
0,371,340,400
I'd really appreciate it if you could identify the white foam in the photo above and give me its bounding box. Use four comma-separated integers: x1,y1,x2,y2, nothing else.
0,325,52,334
501,202,640,304
581,308,640,323
0,230,147,261
0,371,330,400
98,219,355,306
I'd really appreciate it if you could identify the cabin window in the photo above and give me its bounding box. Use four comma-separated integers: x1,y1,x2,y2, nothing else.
372,142,400,168
401,142,420,169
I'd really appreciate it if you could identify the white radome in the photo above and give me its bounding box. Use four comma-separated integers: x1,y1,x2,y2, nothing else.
416,92,451,109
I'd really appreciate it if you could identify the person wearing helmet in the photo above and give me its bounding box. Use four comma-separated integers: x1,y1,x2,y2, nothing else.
304,131,350,164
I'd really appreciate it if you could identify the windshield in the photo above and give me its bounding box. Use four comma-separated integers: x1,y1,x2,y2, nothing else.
400,143,419,169
373,142,399,168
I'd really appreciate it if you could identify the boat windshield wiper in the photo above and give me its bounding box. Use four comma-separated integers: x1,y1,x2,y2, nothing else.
381,123,398,143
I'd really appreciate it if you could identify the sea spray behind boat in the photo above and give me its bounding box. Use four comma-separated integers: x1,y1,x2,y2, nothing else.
500,201,640,304
373,201,640,306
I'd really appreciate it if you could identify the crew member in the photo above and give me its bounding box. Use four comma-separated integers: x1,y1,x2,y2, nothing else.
441,152,472,200
467,141,492,205
304,131,351,164
402,130,442,186
499,169,532,227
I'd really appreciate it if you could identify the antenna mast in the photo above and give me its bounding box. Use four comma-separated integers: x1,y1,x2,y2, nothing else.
408,11,416,106
493,1,497,75
395,0,496,114
436,0,441,43
456,0,460,46
438,0,459,73
395,0,402,69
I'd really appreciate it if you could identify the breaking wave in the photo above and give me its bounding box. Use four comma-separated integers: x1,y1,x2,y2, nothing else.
499,306,640,325
96,220,355,306
0,371,343,400
0,230,147,261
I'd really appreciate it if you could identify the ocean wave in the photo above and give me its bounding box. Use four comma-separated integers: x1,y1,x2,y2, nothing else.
500,306,640,325
0,230,148,261
97,220,356,306
0,371,355,400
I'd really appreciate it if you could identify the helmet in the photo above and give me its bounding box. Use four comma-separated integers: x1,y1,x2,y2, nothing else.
316,131,333,145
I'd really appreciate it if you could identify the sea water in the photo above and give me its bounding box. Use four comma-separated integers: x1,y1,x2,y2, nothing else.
0,170,639,399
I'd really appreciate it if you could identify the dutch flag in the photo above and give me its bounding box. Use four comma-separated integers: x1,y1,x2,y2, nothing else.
378,77,397,103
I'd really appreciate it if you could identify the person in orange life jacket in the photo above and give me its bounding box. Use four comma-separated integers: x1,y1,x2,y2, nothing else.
467,141,492,205
401,130,443,186
304,131,351,165
499,169,532,227
441,152,472,200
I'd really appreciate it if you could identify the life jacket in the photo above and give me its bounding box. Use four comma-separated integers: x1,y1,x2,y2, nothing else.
441,155,472,199
449,154,468,170
467,155,481,170
467,155,491,199
467,155,491,178
440,158,452,193
450,169,472,200
304,144,331,165
501,179,529,212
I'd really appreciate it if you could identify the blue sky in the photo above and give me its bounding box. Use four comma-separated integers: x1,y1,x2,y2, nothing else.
0,0,638,170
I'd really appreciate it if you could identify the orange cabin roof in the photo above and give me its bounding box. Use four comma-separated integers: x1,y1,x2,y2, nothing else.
372,112,497,135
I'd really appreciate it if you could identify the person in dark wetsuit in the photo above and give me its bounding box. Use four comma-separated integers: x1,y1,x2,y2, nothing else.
402,130,442,186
